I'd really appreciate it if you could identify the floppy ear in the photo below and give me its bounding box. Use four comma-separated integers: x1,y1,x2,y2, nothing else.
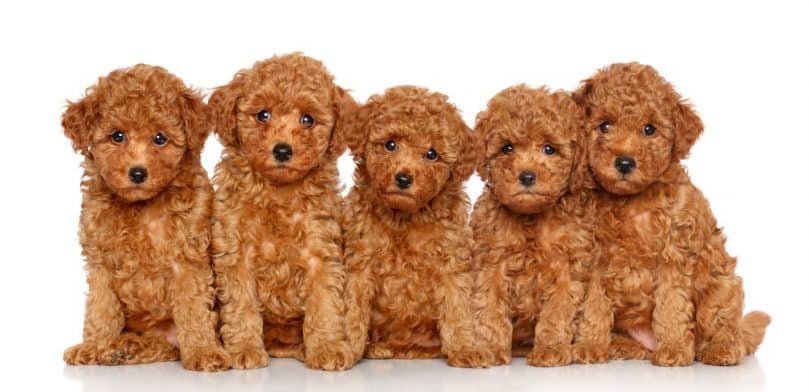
450,116,477,184
565,99,592,193
342,100,374,162
673,100,704,160
61,94,100,155
178,89,210,154
472,109,495,183
208,79,243,147
326,86,358,159
571,78,593,115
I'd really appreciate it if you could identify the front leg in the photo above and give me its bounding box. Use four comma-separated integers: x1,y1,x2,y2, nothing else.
473,251,512,366
572,273,612,364
64,263,125,365
651,253,696,367
527,263,581,367
171,258,231,372
300,214,352,371
343,266,374,364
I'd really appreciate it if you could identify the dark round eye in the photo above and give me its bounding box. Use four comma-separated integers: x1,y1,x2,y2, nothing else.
384,140,396,152
300,114,315,127
501,143,514,154
542,144,556,155
256,109,271,123
424,148,439,161
153,132,168,146
643,123,657,136
110,130,125,144
599,121,611,133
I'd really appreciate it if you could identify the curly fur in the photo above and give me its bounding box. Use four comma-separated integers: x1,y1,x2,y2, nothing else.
341,86,488,367
209,53,357,370
573,62,770,366
61,65,230,371
471,85,608,367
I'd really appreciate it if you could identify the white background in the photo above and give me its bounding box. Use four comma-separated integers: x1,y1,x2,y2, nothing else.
1,1,807,391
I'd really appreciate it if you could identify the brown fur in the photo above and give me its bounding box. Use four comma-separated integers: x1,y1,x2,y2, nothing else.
209,53,356,370
471,85,607,367
573,62,770,366
341,86,489,367
61,65,230,371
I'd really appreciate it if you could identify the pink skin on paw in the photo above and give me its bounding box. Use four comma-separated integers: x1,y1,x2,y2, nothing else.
628,327,657,351
155,323,180,348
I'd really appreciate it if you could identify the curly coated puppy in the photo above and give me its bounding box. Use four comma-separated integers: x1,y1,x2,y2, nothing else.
209,53,356,370
573,62,770,366
472,85,606,367
61,65,230,371
341,86,488,367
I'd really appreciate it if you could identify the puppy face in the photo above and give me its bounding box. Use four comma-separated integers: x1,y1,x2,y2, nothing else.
476,85,585,214
62,65,208,202
574,63,703,195
209,54,354,184
347,87,475,212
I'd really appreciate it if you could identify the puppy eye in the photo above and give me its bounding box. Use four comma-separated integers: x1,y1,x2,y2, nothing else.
424,148,439,161
256,109,271,123
300,114,315,128
501,143,514,155
643,123,657,136
110,130,126,144
384,140,396,152
153,132,168,146
542,144,556,155
598,121,611,133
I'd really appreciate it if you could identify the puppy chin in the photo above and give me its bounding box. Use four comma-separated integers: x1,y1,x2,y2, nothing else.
594,172,650,195
380,193,423,213
503,194,555,215
113,187,162,203
259,166,308,184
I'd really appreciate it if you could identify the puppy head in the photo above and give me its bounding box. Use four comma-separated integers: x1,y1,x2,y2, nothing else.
475,85,586,214
209,53,356,184
574,63,703,195
346,86,475,213
62,64,208,202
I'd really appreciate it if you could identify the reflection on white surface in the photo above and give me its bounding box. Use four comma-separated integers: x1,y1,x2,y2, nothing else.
63,357,767,392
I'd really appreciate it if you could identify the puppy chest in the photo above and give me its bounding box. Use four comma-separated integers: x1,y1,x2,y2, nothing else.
251,235,310,319
370,264,440,332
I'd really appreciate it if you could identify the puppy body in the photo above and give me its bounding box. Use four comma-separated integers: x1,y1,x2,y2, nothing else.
472,86,605,367
575,63,770,366
62,65,230,371
342,86,487,367
209,54,354,370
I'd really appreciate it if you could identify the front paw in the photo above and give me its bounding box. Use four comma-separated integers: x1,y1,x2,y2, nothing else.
447,349,494,368
572,342,609,364
651,343,694,367
697,340,745,366
305,341,353,371
64,342,101,365
181,346,232,372
527,344,573,367
228,344,269,369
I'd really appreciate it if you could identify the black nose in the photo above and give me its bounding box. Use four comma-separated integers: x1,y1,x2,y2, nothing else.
615,156,636,174
272,143,293,162
395,172,412,190
128,167,148,184
518,171,536,187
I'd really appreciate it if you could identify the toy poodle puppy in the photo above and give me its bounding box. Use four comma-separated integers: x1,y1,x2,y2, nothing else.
61,65,231,371
341,86,488,367
573,62,770,366
209,53,356,370
472,85,607,366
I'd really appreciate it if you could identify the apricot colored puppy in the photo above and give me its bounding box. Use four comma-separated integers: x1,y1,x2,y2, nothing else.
341,86,488,367
61,65,230,371
472,85,605,367
209,54,356,370
574,63,770,366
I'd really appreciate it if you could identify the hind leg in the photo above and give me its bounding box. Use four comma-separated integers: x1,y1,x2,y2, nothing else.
98,331,179,365
695,274,746,365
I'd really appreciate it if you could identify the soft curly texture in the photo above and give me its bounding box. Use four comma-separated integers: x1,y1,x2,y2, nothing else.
573,62,770,366
471,85,606,367
61,64,231,371
341,86,489,368
209,53,356,370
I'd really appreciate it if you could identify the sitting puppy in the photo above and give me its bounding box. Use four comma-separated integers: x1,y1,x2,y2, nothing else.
342,86,487,367
472,85,605,367
61,65,230,371
209,54,356,370
573,63,770,366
